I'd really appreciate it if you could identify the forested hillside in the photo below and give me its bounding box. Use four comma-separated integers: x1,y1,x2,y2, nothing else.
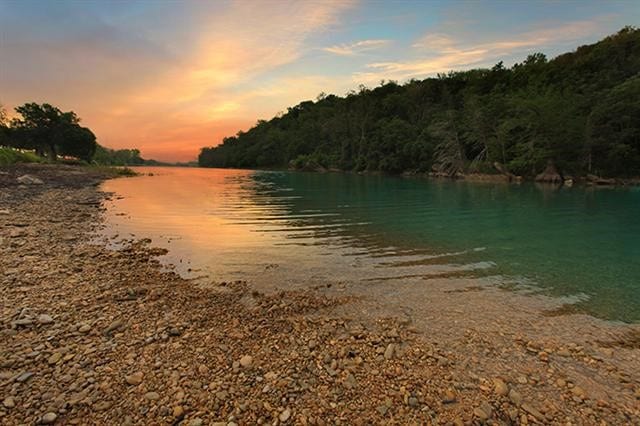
199,28,640,178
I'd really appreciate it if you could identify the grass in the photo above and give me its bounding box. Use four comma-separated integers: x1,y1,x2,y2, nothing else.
0,147,138,177
0,147,43,166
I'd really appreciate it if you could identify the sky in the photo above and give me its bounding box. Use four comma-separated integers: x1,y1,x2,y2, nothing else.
1,0,638,162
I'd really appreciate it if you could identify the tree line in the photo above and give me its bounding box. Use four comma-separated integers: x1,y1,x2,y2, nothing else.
0,102,148,165
199,27,640,179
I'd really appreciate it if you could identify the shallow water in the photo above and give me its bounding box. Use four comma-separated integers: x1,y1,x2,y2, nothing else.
101,167,640,322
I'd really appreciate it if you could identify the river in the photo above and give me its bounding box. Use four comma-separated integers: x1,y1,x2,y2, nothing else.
100,167,640,323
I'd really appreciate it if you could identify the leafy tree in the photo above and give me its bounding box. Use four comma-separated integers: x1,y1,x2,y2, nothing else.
199,27,640,179
9,102,90,161
58,125,97,162
92,145,145,165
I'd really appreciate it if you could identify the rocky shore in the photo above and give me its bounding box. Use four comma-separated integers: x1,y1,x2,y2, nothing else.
1,164,639,425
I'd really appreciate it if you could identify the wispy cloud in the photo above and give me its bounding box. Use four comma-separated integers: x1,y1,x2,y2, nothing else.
355,19,613,85
323,39,391,56
0,0,356,161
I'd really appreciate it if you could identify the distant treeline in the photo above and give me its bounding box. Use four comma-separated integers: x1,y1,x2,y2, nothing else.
0,102,154,166
199,27,640,178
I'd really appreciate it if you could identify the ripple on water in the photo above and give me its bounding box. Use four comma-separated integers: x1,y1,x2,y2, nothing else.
100,167,640,323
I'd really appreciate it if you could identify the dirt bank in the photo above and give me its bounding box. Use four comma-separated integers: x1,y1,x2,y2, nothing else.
1,164,638,425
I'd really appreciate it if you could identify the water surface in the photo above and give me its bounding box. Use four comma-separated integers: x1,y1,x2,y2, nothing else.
101,167,640,322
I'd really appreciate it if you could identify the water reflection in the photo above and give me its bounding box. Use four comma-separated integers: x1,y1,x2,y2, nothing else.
101,167,640,322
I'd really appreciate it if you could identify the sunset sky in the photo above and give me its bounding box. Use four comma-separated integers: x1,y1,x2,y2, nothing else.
1,0,638,162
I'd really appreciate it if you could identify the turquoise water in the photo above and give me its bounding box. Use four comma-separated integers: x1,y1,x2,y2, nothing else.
102,168,640,322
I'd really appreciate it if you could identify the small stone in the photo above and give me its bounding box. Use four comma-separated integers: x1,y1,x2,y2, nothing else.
279,408,291,422
521,402,545,421
37,314,54,324
556,378,566,387
16,372,34,382
125,372,144,385
557,348,571,357
239,355,253,368
344,372,357,389
94,401,112,411
145,392,160,401
508,389,523,407
571,386,586,398
104,319,124,335
474,406,491,420
47,352,62,365
3,397,15,408
494,378,509,396
172,406,184,417
189,418,203,426
408,396,419,408
78,324,92,333
442,389,456,404
383,343,395,360
41,412,57,424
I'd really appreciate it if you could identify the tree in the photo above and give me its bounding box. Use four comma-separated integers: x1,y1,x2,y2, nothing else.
57,125,97,162
9,103,90,161
198,28,640,179
0,104,8,146
588,76,640,176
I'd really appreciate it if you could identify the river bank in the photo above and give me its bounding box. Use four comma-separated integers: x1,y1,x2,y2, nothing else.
1,164,639,425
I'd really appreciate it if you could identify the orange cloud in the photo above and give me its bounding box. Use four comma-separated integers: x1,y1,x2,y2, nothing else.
1,1,357,162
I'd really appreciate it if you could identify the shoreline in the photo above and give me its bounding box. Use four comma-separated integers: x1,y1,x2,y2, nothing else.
1,164,639,424
196,164,640,188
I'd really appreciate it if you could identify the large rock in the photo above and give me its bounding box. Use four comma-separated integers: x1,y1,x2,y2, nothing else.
535,160,563,184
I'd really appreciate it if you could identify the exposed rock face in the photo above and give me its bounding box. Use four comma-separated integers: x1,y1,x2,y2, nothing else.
535,160,563,184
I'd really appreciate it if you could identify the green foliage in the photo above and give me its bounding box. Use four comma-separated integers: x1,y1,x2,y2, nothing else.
0,147,43,166
6,102,96,161
92,145,145,166
199,27,640,178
